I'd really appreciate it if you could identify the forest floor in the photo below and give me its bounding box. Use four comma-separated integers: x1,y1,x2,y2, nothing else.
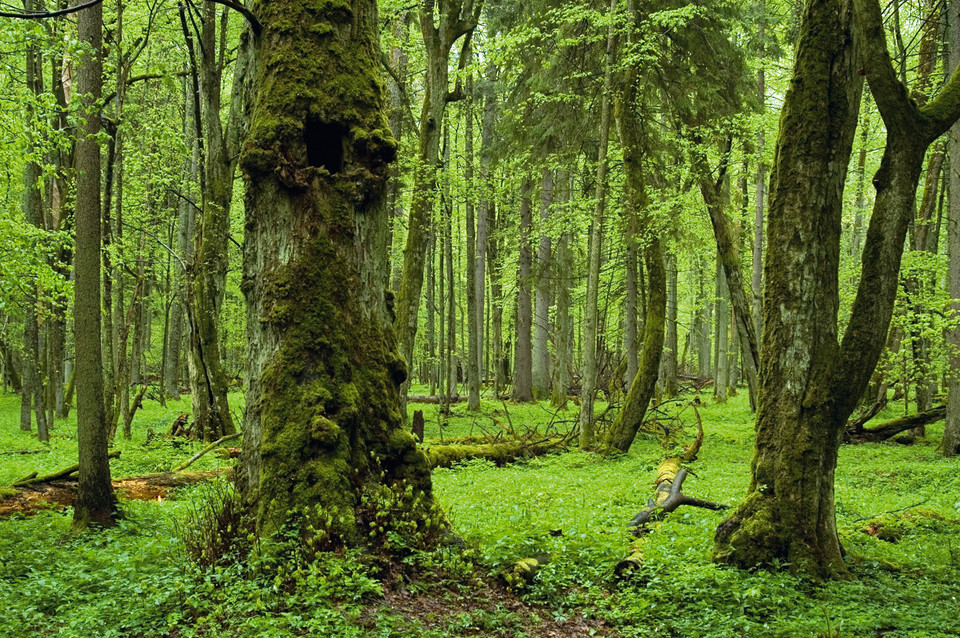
1,388,960,637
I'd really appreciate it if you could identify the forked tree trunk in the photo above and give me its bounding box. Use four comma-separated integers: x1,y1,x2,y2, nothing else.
238,0,435,539
714,0,960,579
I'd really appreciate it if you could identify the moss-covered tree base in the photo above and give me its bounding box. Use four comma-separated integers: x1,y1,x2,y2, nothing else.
237,0,439,549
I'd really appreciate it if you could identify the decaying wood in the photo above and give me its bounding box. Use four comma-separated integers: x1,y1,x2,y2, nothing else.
424,436,567,469
844,406,945,443
501,554,550,590
0,468,230,518
616,408,727,576
11,450,122,487
174,432,242,471
407,395,469,404
169,412,190,437
411,409,425,442
0,449,50,455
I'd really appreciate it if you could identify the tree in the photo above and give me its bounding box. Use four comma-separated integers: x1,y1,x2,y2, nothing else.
237,0,436,539
74,0,117,527
713,0,960,578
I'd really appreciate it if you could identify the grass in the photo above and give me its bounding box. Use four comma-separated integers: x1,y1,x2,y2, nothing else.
1,386,960,636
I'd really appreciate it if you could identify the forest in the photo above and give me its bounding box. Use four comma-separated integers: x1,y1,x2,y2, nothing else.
2,0,960,635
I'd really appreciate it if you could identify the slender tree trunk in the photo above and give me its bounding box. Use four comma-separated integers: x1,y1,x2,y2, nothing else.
184,1,236,442
945,0,960,456
603,0,666,454
477,54,497,396
580,0,617,449
552,171,573,408
532,170,553,399
714,261,729,402
513,180,534,402
395,0,480,401
74,0,116,527
661,252,678,398
238,0,436,540
624,219,639,388
464,62,481,411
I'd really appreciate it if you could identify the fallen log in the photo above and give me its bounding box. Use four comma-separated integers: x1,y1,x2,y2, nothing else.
174,432,242,471
501,554,551,591
11,450,122,487
407,395,468,405
424,436,566,469
0,468,230,518
615,408,727,577
0,449,50,455
844,406,945,444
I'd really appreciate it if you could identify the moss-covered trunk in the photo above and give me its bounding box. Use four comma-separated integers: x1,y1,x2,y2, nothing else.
394,0,479,401
714,0,960,579
602,0,666,455
237,0,434,540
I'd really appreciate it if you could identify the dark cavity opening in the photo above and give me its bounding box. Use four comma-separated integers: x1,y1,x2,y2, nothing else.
304,117,346,174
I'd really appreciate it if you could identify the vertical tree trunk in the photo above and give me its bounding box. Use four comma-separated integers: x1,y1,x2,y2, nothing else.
603,0,666,454
513,180,534,402
661,252,678,398
394,0,479,400
752,0,766,340
238,0,435,539
579,0,617,449
945,0,960,456
477,53,497,397
184,1,236,442
552,171,573,408
624,219,639,389
74,0,116,527
714,260,729,402
532,170,553,399
464,61,481,411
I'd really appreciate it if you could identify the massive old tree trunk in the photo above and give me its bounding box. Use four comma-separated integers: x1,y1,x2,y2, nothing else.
237,0,435,540
714,0,960,579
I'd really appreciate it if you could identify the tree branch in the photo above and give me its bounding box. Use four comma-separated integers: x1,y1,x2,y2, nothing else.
0,0,102,19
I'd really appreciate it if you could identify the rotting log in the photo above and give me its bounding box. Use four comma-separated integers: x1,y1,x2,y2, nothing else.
615,408,727,576
501,553,550,591
424,436,566,469
844,406,945,443
11,450,121,487
407,395,469,404
174,432,242,471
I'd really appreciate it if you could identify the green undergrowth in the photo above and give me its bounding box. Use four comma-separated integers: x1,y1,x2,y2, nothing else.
1,389,960,636
0,391,244,485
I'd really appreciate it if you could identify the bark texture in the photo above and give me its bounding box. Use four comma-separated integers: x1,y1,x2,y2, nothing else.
74,0,116,527
238,0,435,540
714,0,960,578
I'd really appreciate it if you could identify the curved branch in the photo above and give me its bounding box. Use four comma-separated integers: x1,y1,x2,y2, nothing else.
0,0,102,19
208,0,261,36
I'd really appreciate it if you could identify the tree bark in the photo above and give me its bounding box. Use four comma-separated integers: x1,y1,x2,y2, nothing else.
532,170,553,400
715,0,960,579
74,0,116,527
237,0,435,540
464,61,481,411
579,0,617,449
